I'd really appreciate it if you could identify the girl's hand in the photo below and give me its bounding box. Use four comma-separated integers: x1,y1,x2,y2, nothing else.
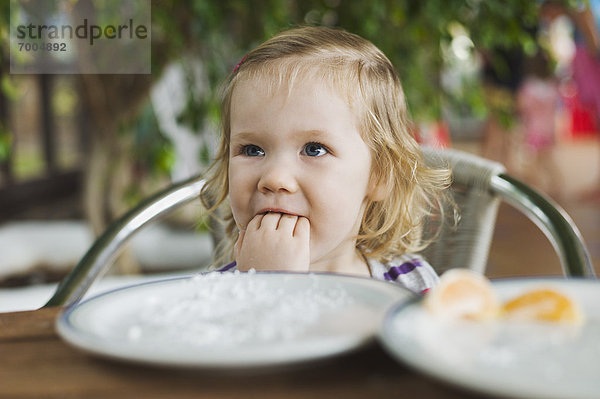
234,213,310,272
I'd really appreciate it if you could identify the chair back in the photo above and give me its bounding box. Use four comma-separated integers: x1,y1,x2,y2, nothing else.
421,148,505,274
421,147,594,278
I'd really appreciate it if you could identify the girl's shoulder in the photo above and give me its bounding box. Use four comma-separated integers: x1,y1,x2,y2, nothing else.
366,254,439,294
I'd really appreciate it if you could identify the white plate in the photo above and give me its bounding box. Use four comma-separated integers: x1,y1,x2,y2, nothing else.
57,271,413,369
380,278,600,399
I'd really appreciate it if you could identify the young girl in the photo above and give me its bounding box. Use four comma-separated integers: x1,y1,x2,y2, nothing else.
201,26,451,294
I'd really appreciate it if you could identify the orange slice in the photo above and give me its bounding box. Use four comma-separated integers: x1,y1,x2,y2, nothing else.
424,269,500,321
502,288,584,324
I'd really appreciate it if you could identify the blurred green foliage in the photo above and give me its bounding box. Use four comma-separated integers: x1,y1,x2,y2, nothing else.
0,122,12,161
132,104,175,176
153,0,570,129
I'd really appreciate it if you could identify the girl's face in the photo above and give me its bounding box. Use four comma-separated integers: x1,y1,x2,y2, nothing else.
228,75,380,273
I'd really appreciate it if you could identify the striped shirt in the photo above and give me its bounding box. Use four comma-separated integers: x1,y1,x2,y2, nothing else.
218,253,438,295
366,254,439,294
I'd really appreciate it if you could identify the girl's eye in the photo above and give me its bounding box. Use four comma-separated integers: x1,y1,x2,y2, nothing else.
303,142,328,157
241,145,265,157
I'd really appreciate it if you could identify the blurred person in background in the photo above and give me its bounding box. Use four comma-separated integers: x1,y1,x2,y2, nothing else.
516,49,563,197
479,46,524,172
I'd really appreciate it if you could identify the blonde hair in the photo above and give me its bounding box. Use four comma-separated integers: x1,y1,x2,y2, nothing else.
201,26,451,264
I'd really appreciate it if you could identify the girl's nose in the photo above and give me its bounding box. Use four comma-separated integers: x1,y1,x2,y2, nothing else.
257,161,299,194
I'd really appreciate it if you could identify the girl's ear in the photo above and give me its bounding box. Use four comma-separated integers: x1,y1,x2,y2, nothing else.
367,174,390,202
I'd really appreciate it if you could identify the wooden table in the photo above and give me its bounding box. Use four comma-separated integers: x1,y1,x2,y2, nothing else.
0,307,488,399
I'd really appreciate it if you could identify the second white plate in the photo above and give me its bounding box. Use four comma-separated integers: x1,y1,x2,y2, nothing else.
380,278,600,399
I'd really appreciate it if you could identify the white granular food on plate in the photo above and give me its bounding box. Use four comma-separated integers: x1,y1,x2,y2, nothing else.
125,271,354,347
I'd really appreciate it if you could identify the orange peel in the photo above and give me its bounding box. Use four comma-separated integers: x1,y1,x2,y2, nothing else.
424,269,500,321
502,287,584,324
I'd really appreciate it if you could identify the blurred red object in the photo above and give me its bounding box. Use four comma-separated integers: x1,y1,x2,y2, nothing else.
415,120,452,148
560,80,599,139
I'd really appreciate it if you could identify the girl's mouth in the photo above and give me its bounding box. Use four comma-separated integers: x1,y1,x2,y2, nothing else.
257,208,301,217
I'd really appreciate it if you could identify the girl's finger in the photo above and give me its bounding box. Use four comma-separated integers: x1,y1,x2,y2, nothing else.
258,212,281,230
246,213,264,232
293,216,310,239
276,213,298,234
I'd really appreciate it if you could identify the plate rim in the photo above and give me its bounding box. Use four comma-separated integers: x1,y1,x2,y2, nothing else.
57,271,415,369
